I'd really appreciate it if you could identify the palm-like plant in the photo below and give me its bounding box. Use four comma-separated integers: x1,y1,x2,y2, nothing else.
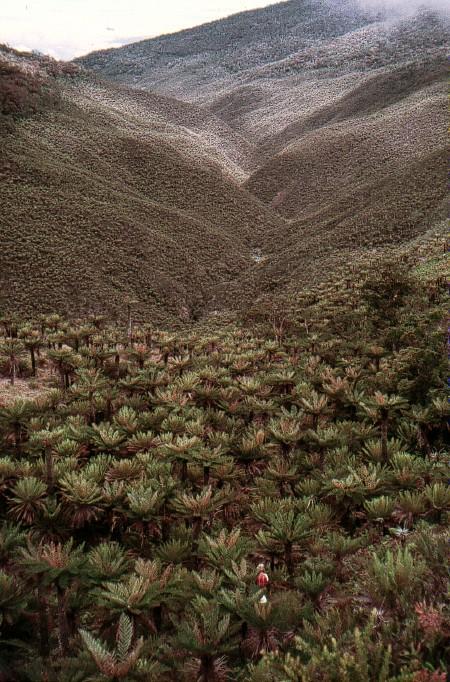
0,399,34,452
172,595,237,682
19,328,42,377
80,612,145,680
8,477,47,525
0,569,28,628
19,539,86,654
297,390,330,430
359,392,408,463
199,528,253,571
71,368,110,421
268,415,303,455
91,423,127,453
87,541,131,583
1,338,26,385
160,434,202,482
172,486,226,544
237,427,276,468
221,589,301,659
256,510,312,577
48,348,79,389
263,456,300,496
97,560,176,635
59,471,104,528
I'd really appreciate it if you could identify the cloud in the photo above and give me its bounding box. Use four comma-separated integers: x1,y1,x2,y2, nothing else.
356,0,449,13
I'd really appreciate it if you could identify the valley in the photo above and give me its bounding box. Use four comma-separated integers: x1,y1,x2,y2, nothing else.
1,0,448,323
0,3,448,679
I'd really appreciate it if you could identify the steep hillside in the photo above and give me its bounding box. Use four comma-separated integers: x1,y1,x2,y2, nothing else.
2,1,448,325
76,0,379,99
0,50,283,322
77,3,448,265
245,71,446,220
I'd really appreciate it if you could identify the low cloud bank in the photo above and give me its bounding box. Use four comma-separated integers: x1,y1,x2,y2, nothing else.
356,0,449,14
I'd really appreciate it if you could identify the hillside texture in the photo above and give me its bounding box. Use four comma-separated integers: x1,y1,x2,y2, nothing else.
1,1,448,323
75,2,448,316
0,51,281,322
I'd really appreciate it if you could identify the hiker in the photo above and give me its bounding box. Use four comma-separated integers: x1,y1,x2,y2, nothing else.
256,562,269,602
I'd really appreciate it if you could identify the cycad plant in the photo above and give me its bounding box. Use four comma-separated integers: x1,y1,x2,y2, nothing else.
171,595,237,682
80,612,146,680
359,392,408,463
19,539,86,655
256,510,312,577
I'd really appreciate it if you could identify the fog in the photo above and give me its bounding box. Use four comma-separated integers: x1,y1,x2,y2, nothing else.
356,0,449,15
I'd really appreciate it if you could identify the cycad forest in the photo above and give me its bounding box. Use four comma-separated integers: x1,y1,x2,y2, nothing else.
0,259,448,682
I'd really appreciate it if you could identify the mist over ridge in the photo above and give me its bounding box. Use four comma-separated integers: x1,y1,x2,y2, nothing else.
355,0,449,16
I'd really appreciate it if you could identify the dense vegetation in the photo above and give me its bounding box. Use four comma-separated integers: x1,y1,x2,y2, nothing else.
1,4,448,680
0,259,448,681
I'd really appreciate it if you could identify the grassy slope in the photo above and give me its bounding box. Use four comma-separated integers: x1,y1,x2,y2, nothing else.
75,6,448,312
245,78,446,220
2,4,447,324
0,66,284,322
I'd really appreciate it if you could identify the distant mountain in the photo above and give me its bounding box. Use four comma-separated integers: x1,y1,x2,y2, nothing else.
77,0,382,98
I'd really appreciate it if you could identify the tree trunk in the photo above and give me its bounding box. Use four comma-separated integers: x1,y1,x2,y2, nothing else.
380,417,389,463
10,360,16,386
199,655,216,682
136,612,157,635
37,583,50,658
285,541,294,577
56,585,70,656
418,426,431,455
203,465,210,486
14,424,21,453
193,517,203,541
45,449,54,494
30,347,36,376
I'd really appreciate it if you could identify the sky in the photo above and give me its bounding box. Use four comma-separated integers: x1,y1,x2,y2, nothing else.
0,0,277,60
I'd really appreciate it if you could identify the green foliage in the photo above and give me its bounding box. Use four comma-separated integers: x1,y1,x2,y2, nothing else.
0,263,446,679
368,546,427,607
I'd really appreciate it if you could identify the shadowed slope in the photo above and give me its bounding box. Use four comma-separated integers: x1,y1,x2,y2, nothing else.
245,77,446,218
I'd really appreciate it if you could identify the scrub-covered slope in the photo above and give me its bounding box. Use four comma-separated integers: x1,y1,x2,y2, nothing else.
0,49,284,322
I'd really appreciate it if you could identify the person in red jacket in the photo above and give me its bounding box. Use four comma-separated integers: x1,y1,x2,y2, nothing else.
256,562,269,589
